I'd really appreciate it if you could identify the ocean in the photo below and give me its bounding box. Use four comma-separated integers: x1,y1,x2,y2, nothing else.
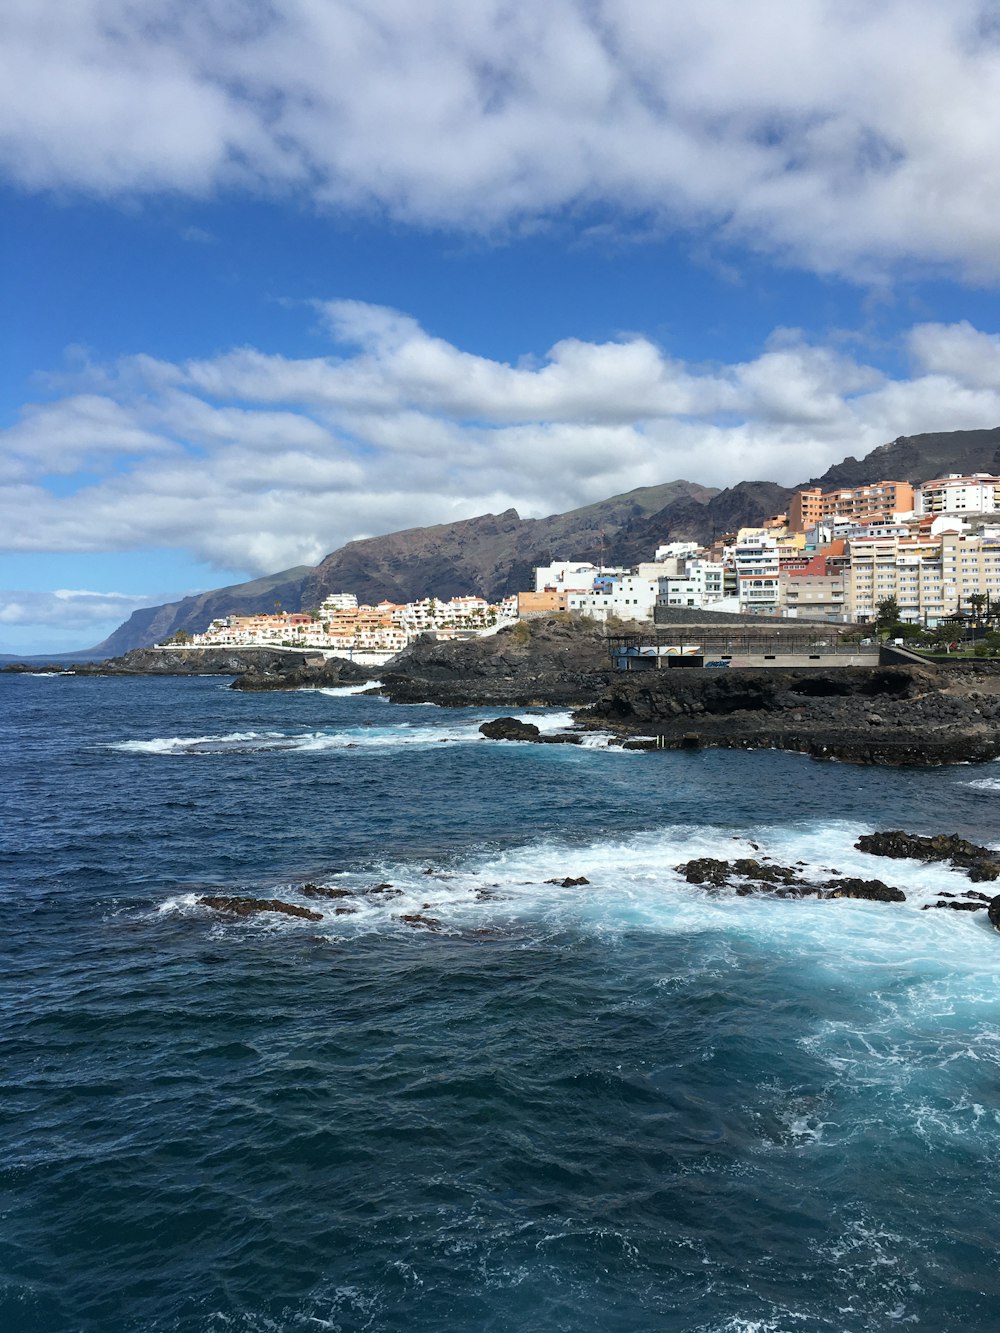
2,673,999,1332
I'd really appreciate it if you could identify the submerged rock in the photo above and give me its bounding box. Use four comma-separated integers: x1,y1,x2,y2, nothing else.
398,913,442,930
198,895,322,922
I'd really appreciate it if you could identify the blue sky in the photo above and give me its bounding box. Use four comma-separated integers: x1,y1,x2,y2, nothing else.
4,1,1000,653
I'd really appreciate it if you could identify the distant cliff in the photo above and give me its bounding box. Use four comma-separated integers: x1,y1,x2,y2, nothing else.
87,566,314,659
90,481,715,654
804,426,1000,489
87,426,1000,654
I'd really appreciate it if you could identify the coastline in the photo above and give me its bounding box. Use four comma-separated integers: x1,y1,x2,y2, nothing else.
10,619,1000,767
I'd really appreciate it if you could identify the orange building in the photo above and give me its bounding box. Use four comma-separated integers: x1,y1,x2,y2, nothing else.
787,481,914,533
517,590,568,617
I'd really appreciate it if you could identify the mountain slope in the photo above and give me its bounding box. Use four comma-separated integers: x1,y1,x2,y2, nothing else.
86,425,1000,654
87,566,315,659
806,427,1000,488
93,481,715,653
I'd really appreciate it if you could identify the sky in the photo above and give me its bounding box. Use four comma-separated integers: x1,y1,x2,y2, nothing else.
5,1,1000,652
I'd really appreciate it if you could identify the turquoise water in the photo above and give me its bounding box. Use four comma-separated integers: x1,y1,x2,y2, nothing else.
2,674,999,1331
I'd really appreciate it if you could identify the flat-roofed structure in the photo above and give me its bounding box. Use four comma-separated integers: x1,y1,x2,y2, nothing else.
788,481,914,533
608,628,877,670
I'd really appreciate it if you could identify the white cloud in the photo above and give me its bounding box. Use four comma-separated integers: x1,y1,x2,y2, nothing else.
2,2,1000,277
3,302,1000,580
3,395,176,474
0,587,155,629
908,321,1000,389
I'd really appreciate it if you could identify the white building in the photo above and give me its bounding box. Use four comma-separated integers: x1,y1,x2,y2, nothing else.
533,561,629,593
534,561,599,593
734,535,780,612
566,574,660,622
653,541,700,562
319,592,359,614
656,559,726,608
916,474,1000,518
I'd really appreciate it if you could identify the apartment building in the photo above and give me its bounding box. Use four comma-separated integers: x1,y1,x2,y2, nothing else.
567,574,660,621
846,531,1000,623
788,480,914,533
656,559,726,608
779,553,847,620
518,590,568,616
318,592,359,614
734,534,780,612
915,474,1000,517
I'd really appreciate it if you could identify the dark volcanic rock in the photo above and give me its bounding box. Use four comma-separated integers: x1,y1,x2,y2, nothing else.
198,895,323,921
380,617,614,708
231,655,375,692
676,857,734,887
676,857,808,890
1,662,68,674
989,897,1000,931
74,646,319,677
545,876,591,887
581,664,1000,766
398,913,442,930
825,878,906,903
480,717,541,741
675,857,908,902
923,900,987,911
300,884,354,900
856,831,1000,879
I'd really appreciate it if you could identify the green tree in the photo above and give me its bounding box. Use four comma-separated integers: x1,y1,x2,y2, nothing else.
874,596,900,636
170,629,193,645
968,593,988,624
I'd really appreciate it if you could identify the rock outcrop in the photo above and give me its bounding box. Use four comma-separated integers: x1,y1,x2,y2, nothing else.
479,717,542,741
380,617,615,707
826,878,906,903
581,664,1000,765
229,656,375,691
198,895,323,921
673,857,906,901
72,646,322,677
856,831,1000,880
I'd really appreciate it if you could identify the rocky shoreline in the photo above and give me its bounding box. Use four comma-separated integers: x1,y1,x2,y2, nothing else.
573,662,1000,765
11,619,1000,766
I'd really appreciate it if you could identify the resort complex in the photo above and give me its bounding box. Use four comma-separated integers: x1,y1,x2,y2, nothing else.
178,472,1000,655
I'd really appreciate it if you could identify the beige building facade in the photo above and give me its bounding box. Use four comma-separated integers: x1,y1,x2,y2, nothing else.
846,532,1000,623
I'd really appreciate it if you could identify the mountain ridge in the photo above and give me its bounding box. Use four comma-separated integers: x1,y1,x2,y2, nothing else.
84,427,1000,655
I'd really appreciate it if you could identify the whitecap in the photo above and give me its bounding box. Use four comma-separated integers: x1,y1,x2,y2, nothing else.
314,680,382,696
